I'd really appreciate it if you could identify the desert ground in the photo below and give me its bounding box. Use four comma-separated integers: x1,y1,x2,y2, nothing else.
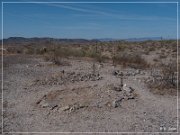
1,38,179,134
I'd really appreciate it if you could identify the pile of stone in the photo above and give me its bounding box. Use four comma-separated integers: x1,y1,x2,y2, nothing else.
110,84,137,108
70,72,102,82
31,71,103,86
113,69,145,77
36,95,88,113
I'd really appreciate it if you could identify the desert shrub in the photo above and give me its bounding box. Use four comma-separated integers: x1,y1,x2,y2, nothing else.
161,49,166,53
172,53,177,58
94,54,108,63
101,55,109,61
53,56,63,65
144,50,150,55
84,46,97,57
43,52,63,65
147,62,177,95
153,58,158,62
148,47,155,52
31,48,46,55
53,47,85,58
117,44,126,51
35,47,48,55
71,48,86,57
44,45,107,63
34,48,41,55
43,52,55,62
148,81,176,95
159,54,167,59
83,46,106,62
172,49,177,52
113,53,148,69
44,45,109,65
161,63,177,86
23,47,35,54
23,45,46,55
17,50,22,54
6,47,23,54
85,50,103,62
81,46,89,51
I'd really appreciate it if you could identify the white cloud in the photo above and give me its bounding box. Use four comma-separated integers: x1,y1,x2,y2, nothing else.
45,3,175,21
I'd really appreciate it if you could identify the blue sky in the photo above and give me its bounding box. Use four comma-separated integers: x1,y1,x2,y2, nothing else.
1,0,179,39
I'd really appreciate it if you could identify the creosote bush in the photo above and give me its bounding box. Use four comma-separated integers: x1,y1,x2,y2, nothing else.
113,53,149,69
147,62,177,95
45,46,108,63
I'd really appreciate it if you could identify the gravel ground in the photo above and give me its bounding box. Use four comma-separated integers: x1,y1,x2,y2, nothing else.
2,54,179,134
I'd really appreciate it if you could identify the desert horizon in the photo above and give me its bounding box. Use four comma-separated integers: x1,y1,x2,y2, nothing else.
1,1,179,134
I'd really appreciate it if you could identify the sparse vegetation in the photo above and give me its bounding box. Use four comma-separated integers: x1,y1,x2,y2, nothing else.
147,61,177,95
113,53,149,69
4,38,177,71
3,38,178,132
159,54,167,59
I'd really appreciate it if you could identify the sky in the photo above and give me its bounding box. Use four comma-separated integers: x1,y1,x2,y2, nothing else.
0,0,179,39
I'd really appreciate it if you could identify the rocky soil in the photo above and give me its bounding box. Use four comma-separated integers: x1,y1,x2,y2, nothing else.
2,54,179,133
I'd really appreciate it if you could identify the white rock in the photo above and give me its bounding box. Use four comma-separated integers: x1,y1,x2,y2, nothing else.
59,106,70,111
41,103,49,108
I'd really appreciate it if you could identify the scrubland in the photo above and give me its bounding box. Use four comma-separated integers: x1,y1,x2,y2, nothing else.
1,39,179,133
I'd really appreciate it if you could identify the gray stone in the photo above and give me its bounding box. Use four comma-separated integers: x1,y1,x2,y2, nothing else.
112,100,118,108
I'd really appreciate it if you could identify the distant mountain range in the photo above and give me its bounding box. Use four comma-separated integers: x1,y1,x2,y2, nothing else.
124,37,164,42
96,37,164,42
1,36,174,45
3,37,91,43
2,37,95,46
